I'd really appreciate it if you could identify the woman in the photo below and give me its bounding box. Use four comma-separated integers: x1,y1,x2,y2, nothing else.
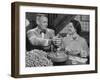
63,20,89,65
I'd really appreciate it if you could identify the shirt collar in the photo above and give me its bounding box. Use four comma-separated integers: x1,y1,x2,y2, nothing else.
36,27,47,34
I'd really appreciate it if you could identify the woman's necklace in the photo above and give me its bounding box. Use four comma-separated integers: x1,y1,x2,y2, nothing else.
67,32,78,41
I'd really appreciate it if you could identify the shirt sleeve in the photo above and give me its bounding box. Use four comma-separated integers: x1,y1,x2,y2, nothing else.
27,30,49,46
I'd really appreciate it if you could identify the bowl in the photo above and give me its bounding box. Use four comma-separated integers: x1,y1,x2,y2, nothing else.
48,51,68,62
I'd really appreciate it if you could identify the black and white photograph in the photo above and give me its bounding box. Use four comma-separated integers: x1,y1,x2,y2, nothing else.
25,13,90,67
11,2,97,78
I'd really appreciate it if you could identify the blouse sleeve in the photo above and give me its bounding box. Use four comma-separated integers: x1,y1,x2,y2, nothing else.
80,38,89,57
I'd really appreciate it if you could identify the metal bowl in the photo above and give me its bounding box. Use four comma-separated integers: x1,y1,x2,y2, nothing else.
48,51,68,62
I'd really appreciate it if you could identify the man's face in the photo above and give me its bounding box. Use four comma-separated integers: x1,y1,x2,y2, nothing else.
38,16,48,30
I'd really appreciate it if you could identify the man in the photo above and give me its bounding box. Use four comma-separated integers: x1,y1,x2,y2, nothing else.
27,14,62,51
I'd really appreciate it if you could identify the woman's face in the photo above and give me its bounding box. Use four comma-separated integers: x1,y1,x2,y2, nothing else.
66,22,76,35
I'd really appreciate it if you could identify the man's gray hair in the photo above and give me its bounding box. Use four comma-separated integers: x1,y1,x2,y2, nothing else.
36,14,47,21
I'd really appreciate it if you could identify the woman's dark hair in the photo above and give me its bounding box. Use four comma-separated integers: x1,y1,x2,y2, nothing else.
70,19,82,35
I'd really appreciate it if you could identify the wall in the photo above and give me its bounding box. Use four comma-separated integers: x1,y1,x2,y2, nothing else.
75,15,90,32
0,0,100,80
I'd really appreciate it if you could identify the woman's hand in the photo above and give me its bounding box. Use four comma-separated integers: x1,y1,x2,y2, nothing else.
52,36,62,46
80,49,88,58
65,47,72,52
65,47,81,55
